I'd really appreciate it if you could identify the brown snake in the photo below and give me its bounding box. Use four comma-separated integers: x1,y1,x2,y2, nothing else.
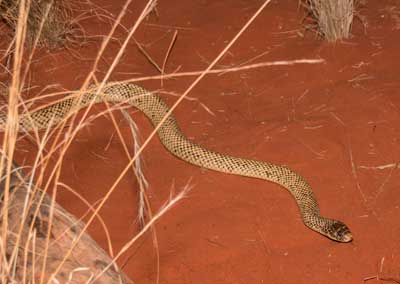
0,83,352,242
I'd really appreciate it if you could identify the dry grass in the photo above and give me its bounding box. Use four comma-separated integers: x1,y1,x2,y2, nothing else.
0,0,328,282
0,0,168,283
301,0,356,41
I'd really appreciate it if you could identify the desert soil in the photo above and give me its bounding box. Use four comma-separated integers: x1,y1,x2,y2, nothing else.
3,0,400,283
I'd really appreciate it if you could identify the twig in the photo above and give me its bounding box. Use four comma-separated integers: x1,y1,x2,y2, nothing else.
161,29,178,86
134,38,162,73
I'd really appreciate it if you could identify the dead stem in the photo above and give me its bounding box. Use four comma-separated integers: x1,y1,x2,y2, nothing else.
114,58,325,85
1,0,28,280
134,38,162,73
161,30,178,86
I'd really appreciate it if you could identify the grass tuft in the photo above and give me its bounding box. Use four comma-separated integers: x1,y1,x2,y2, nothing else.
301,0,356,41
0,0,87,49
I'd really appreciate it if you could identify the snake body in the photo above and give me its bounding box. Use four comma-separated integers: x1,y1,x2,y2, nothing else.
0,83,352,242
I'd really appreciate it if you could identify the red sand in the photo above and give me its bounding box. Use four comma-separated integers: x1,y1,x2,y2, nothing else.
5,0,400,283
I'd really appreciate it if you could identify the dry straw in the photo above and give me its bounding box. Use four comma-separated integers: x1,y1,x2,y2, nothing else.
301,0,355,41
0,0,328,282
0,0,160,282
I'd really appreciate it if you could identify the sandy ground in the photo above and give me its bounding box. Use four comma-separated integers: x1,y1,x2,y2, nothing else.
2,0,400,283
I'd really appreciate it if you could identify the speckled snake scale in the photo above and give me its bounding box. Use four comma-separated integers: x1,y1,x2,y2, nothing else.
0,83,352,242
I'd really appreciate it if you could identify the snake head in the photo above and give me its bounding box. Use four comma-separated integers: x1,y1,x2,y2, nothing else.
328,220,353,242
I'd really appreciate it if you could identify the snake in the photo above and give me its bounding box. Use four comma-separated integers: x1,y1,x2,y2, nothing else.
0,83,352,242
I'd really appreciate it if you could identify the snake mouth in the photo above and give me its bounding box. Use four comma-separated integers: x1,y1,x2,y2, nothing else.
339,231,353,243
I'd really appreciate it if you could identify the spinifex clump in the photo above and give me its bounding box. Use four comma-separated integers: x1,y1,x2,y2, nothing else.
0,0,74,48
301,0,355,41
